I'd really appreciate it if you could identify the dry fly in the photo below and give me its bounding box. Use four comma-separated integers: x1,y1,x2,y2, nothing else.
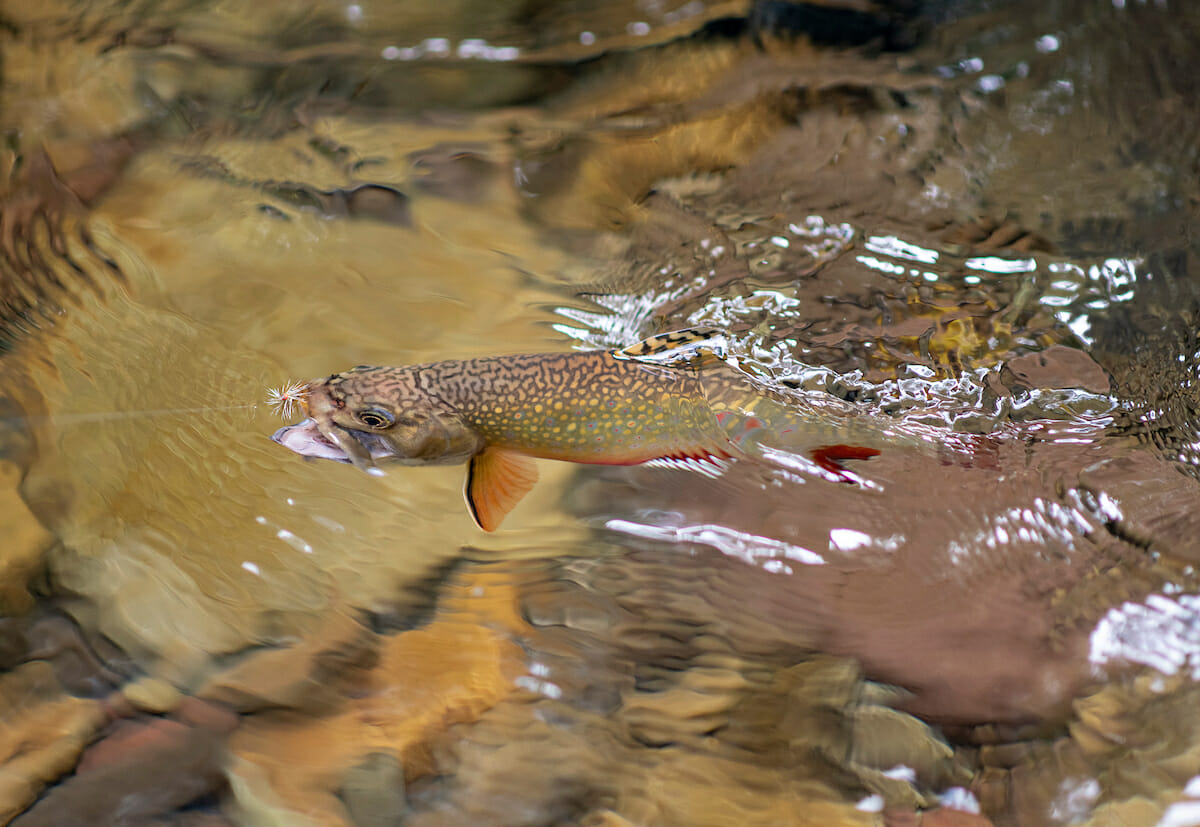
266,380,310,420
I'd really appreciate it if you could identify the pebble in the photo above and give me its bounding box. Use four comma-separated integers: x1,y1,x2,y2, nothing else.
122,676,182,714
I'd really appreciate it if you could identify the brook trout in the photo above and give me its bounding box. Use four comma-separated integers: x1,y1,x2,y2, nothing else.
271,330,884,530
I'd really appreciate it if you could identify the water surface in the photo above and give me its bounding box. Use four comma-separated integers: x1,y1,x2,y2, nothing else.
3,1,1200,824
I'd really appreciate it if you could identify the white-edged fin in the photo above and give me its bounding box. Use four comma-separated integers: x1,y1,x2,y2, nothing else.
465,447,540,531
643,453,733,479
614,328,731,368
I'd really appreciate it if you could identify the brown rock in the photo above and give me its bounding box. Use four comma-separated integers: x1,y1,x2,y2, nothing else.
0,662,106,824
339,751,406,827
888,807,996,827
198,608,377,713
12,724,225,826
885,811,919,827
121,676,182,715
1002,346,1111,394
0,461,53,615
76,718,190,774
175,697,240,734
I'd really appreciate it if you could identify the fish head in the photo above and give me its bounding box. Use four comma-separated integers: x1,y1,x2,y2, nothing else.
271,366,484,473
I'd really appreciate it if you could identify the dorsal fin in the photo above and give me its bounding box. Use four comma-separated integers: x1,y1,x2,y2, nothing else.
613,328,729,368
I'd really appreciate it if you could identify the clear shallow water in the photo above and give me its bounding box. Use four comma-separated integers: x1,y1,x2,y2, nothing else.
4,0,1200,824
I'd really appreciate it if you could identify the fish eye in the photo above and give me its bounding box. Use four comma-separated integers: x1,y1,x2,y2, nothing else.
356,408,394,429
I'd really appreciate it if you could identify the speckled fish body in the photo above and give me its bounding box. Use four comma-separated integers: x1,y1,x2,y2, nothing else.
270,331,883,529
612,328,879,454
415,351,731,465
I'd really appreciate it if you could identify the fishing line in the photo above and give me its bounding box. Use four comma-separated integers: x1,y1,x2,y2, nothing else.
0,403,263,427
0,382,312,427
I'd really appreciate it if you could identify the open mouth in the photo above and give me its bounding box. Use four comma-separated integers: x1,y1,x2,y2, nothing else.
271,418,396,467
271,419,353,462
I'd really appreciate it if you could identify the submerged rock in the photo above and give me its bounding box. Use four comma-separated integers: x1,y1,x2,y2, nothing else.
13,722,226,827
198,608,378,714
225,572,525,826
0,462,51,616
0,662,105,824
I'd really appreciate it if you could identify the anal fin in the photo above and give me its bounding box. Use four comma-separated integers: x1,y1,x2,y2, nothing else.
465,447,540,531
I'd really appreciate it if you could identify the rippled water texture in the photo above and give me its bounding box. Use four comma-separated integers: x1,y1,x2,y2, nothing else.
4,0,1200,824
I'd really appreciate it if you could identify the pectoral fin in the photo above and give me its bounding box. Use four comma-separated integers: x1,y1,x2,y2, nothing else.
465,447,540,531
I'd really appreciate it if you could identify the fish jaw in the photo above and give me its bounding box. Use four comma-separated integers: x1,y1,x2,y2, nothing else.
316,416,379,473
272,419,349,462
272,418,390,475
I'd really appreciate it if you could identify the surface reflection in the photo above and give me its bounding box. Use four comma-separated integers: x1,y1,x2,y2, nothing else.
4,0,1200,824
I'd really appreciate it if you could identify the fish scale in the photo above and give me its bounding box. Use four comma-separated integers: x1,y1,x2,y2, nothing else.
419,352,729,465
272,329,897,529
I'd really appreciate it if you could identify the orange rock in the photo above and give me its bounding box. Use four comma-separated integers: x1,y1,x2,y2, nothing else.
439,569,528,636
227,606,525,826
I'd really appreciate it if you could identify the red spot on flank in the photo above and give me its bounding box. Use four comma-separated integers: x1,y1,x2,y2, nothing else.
811,444,881,482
